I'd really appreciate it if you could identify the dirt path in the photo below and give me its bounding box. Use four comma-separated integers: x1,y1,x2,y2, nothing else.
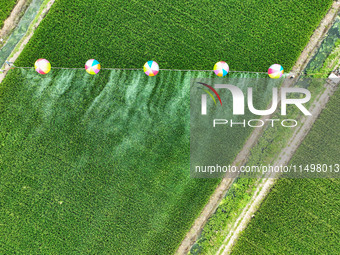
218,76,339,255
175,2,340,254
0,0,31,41
0,0,55,83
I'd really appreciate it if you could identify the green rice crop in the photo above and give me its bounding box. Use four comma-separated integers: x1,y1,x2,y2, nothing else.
0,68,267,254
15,0,332,71
1,0,336,254
0,68,215,254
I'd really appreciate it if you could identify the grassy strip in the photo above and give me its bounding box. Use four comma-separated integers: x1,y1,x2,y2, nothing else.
311,40,340,78
189,178,259,255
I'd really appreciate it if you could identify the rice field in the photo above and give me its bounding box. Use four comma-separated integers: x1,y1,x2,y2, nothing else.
0,0,336,254
0,68,227,254
15,0,333,71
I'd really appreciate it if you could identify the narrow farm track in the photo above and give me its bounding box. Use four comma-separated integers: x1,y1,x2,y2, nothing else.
176,2,340,254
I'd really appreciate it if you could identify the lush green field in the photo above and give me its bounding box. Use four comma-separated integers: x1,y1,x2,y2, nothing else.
0,68,217,254
0,0,17,28
15,0,333,71
0,68,273,254
1,0,336,254
231,178,340,254
231,87,340,255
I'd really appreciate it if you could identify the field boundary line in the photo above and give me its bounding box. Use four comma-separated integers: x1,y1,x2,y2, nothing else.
176,2,340,254
7,66,339,75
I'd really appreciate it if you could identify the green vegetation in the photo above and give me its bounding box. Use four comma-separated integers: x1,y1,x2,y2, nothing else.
189,103,299,254
0,68,219,254
1,0,336,254
0,67,281,254
15,0,332,71
310,39,340,78
306,16,340,77
0,69,270,254
234,177,339,254
190,178,259,255
0,0,17,29
231,88,340,254
231,178,340,254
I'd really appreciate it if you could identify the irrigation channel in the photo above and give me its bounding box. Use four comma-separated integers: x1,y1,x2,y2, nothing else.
0,0,45,68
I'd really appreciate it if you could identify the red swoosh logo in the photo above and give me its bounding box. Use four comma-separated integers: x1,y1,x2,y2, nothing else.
197,82,222,105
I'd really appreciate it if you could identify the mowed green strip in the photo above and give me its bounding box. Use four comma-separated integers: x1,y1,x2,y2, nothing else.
0,0,17,28
231,88,340,255
15,0,332,71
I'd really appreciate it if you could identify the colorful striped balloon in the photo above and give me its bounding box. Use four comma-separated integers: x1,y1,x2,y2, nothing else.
213,61,229,77
268,64,284,79
35,59,51,74
143,61,159,76
85,59,101,75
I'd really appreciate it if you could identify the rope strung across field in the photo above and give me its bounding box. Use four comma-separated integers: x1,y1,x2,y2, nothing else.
14,66,267,72
7,66,338,76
